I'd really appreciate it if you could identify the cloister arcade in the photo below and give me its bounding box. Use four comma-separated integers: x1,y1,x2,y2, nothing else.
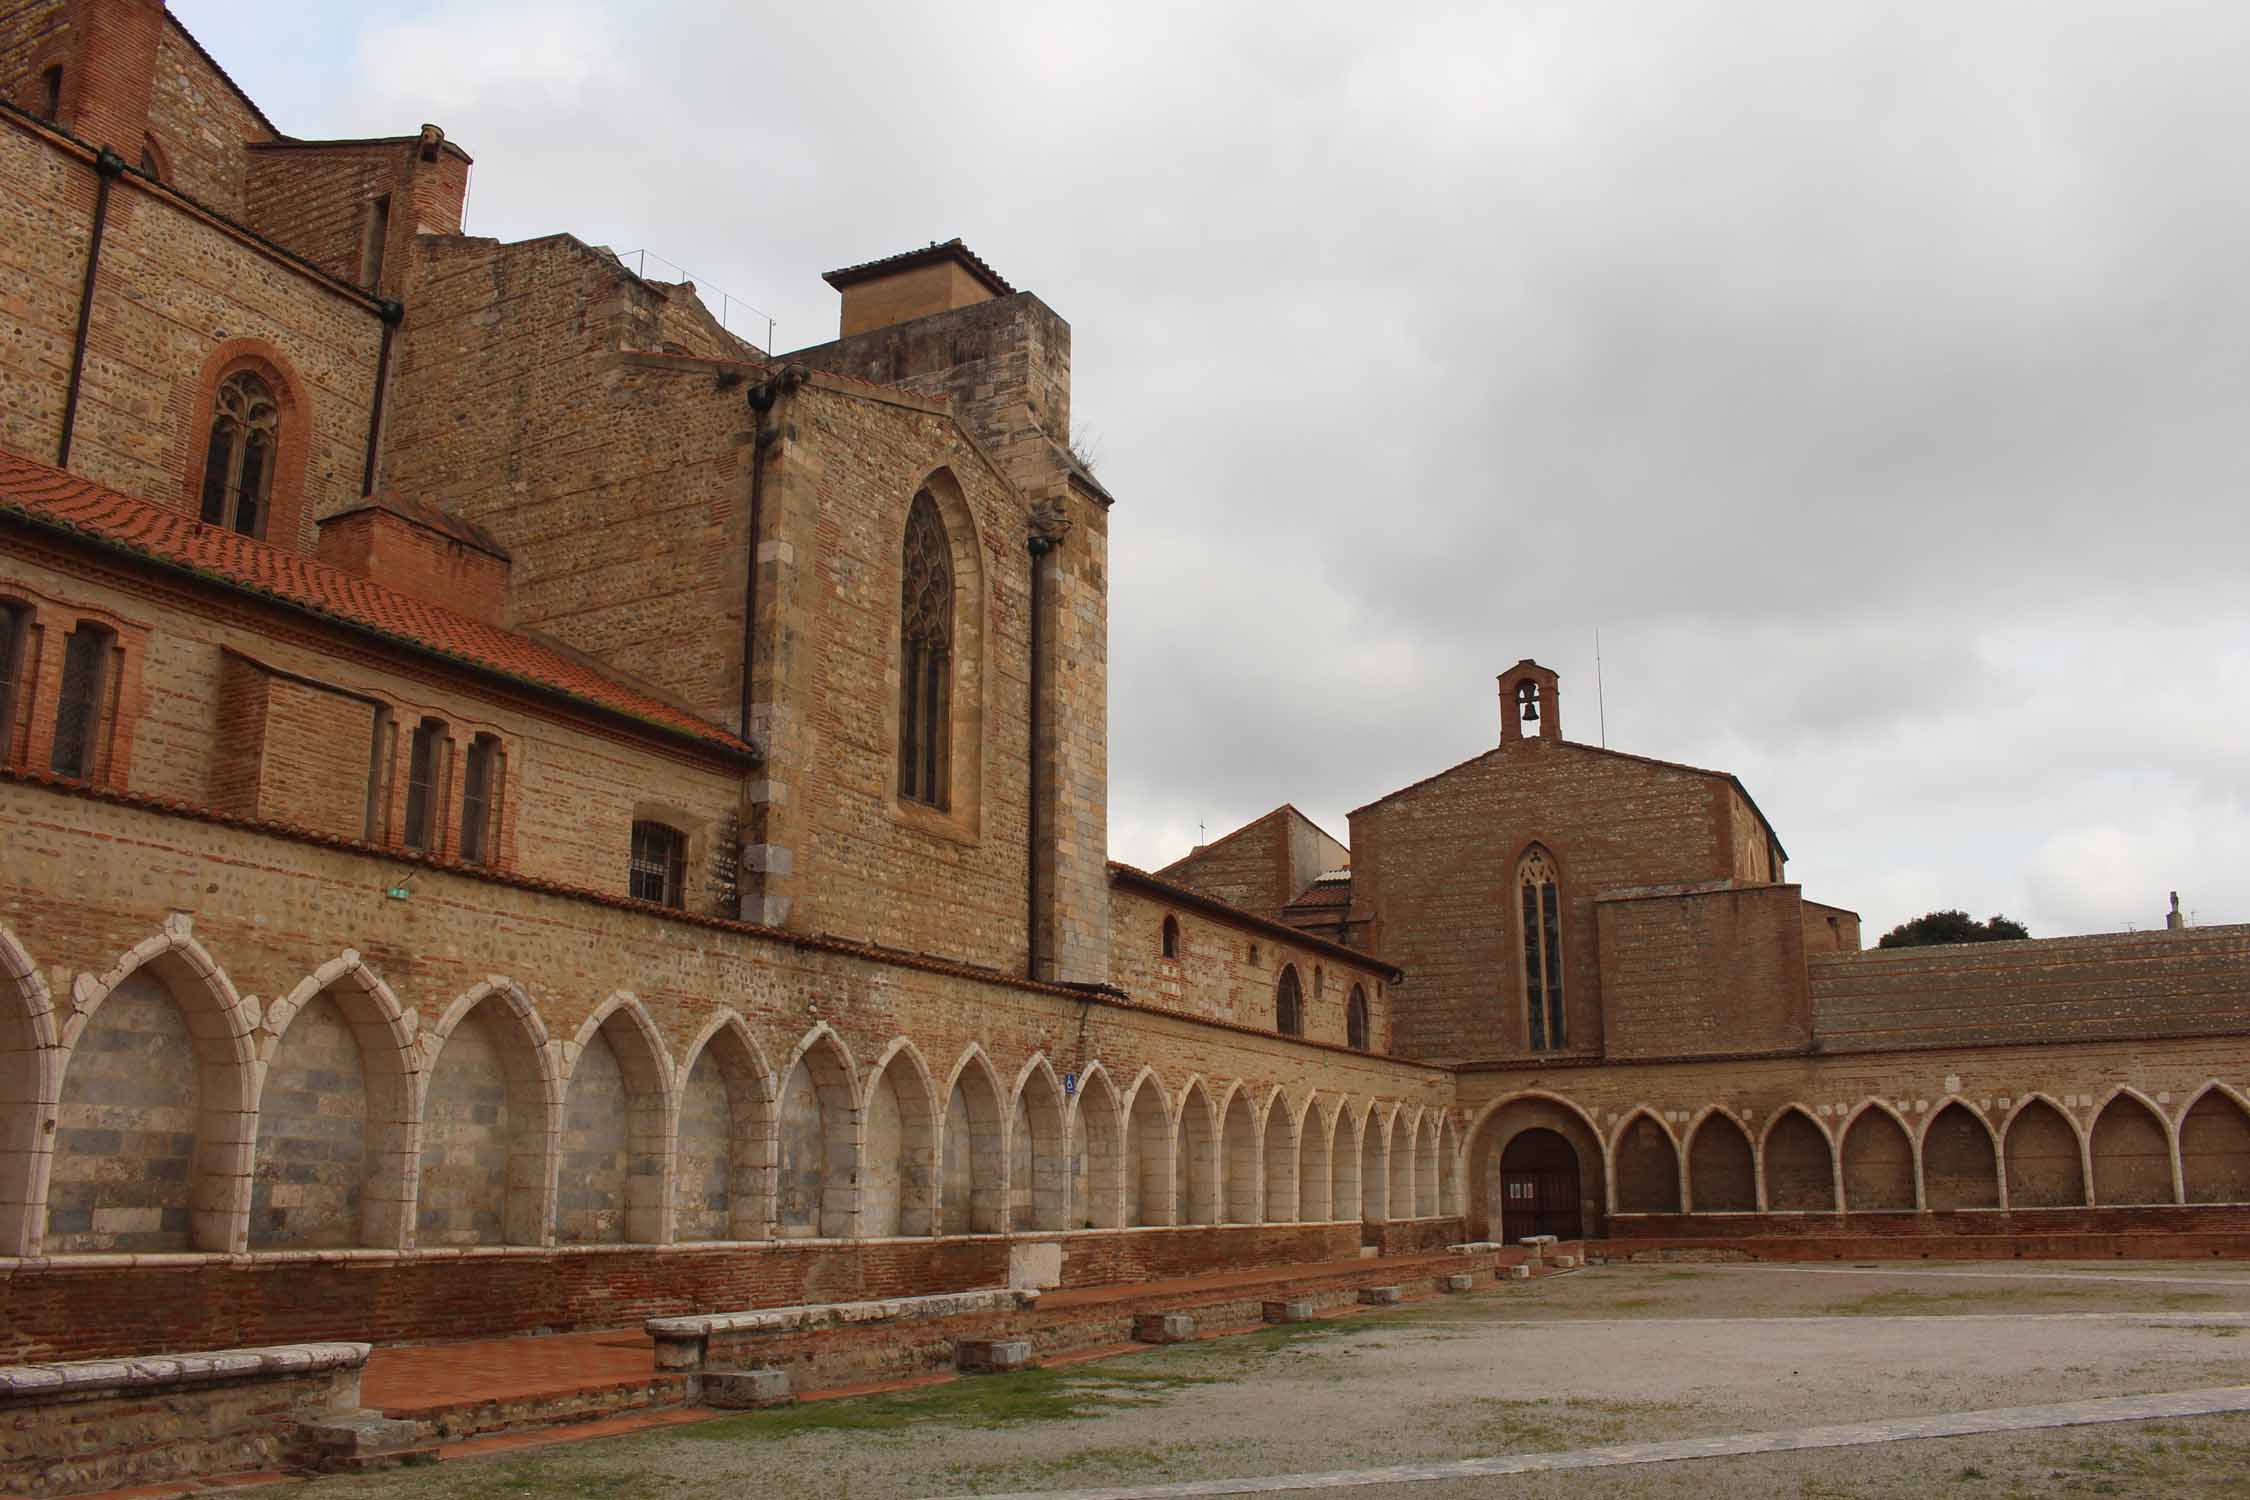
0,924,1463,1259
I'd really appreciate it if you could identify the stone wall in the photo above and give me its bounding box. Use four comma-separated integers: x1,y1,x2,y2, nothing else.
1595,883,1811,1060
0,776,1459,1312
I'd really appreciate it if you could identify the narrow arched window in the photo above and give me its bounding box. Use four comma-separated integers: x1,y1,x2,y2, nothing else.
897,489,953,809
0,601,28,763
138,136,164,181
1276,965,1305,1037
1347,986,1369,1051
1519,845,1565,1050
630,819,687,907
1314,964,1324,997
459,733,504,866
1160,915,1180,959
50,623,114,780
402,717,448,851
39,66,63,122
199,371,279,538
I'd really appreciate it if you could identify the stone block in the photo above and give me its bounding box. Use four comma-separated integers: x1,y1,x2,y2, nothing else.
1442,1273,1475,1293
1359,1285,1403,1306
1552,1253,1578,1268
1262,1299,1314,1324
705,1368,793,1409
956,1339,1033,1374
297,1410,422,1468
1506,1263,1532,1280
1134,1312,1194,1344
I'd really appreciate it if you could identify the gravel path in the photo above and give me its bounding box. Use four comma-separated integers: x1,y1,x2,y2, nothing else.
293,1261,2250,1500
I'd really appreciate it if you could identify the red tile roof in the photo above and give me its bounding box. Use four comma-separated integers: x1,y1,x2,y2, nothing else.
0,449,752,759
1283,879,1353,913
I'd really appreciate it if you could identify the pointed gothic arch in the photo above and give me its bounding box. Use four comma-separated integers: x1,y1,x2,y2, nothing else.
1070,1061,1125,1229
1437,1113,1462,1216
417,978,558,1248
777,1023,858,1238
253,953,418,1250
675,1009,778,1240
0,924,58,1258
1177,1077,1219,1225
2002,1094,2087,1209
1683,1107,1756,1213
1840,1101,1917,1212
1216,1082,1260,1223
1331,1101,1363,1222
1122,1068,1173,1227
1463,1090,1606,1241
1761,1105,1837,1213
942,1046,1009,1235
865,1038,940,1236
2089,1088,2177,1206
1261,1088,1298,1223
1919,1098,2000,1211
1515,842,1566,1052
1610,1107,1682,1215
892,469,986,831
1010,1054,1070,1232
559,994,676,1244
2178,1084,2250,1204
1297,1093,1333,1222
52,926,257,1254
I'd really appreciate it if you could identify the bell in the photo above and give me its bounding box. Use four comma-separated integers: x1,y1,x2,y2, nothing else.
1518,683,1539,722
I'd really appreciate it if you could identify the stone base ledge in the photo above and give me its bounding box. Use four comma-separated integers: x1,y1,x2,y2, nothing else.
648,1286,1034,1346
0,1342,369,1401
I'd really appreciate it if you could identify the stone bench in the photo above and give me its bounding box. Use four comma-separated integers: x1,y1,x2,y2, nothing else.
0,1342,375,1496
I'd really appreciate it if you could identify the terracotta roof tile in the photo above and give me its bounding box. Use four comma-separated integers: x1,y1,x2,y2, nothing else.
0,449,751,758
822,238,1014,297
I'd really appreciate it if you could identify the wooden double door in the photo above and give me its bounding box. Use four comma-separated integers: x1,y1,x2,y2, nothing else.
1500,1127,1583,1241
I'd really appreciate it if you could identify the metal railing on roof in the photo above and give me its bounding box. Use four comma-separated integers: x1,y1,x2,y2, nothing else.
614,247,776,352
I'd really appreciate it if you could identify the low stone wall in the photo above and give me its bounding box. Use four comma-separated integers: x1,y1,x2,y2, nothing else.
0,1224,1459,1362
0,1342,368,1497
651,1251,1503,1400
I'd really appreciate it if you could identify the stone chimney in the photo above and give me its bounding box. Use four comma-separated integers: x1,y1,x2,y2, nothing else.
1499,659,1561,743
315,494,511,625
2167,892,2187,931
821,239,1014,338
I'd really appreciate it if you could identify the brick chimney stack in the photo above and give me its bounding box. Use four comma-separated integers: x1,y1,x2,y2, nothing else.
60,0,167,160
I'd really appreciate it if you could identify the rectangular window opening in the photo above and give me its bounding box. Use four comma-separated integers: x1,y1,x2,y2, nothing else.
361,194,391,288
50,626,112,780
403,719,445,850
630,820,685,908
362,707,394,842
0,603,26,763
459,734,500,865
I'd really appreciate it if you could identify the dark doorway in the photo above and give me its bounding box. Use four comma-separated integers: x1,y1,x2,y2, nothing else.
1501,1127,1582,1240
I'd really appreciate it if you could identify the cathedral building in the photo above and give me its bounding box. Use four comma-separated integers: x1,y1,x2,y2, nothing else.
0,5,2245,1470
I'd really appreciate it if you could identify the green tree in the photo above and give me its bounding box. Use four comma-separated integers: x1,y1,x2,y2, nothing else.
1876,909,2031,949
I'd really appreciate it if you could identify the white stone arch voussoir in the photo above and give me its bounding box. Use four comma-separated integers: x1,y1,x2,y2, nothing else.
256,950,421,1250
62,918,258,1253
0,923,58,1258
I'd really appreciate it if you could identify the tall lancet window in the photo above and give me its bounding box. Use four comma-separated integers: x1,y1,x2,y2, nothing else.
1519,846,1565,1050
898,489,953,809
199,371,278,538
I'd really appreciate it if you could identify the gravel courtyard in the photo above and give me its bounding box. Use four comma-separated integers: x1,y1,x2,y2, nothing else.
298,1261,2250,1499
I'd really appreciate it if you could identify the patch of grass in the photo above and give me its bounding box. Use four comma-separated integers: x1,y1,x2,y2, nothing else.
937,1441,1205,1491
673,1368,1104,1441
1821,1287,2092,1316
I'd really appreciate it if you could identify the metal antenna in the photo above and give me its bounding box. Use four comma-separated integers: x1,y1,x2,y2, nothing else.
1596,629,1608,747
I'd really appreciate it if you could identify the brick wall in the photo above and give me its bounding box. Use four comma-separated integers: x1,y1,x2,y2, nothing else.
1595,883,1810,1059
0,116,385,550
1108,881,1394,1051
145,12,271,213
243,136,469,296
1811,926,2250,1052
1352,737,1742,1063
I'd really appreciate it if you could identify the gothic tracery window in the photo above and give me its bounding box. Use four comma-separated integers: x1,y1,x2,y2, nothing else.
897,489,953,809
1519,846,1565,1050
199,371,279,538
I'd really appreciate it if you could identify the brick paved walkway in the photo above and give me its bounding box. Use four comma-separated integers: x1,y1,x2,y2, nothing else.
945,1384,2250,1500
360,1327,658,1417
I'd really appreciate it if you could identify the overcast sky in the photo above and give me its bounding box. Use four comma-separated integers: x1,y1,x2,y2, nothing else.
181,0,2249,942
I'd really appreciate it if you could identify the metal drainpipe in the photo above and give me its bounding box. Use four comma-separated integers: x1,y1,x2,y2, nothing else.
56,147,126,468
1026,528,1055,981
358,298,405,496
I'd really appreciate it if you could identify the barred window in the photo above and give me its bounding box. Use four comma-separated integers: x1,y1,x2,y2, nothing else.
897,490,953,809
1160,915,1180,959
0,602,26,762
1276,964,1305,1037
1519,846,1565,1050
1347,986,1370,1051
49,624,113,780
458,733,503,866
630,820,686,907
402,718,447,851
198,371,278,538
